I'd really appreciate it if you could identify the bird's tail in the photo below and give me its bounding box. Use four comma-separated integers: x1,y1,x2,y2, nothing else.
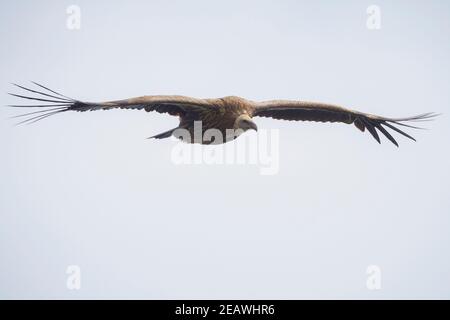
147,128,178,140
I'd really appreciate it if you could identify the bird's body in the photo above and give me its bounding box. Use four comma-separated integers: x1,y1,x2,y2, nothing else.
8,82,437,146
173,96,255,144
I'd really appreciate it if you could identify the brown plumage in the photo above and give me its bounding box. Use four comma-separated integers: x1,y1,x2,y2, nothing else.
8,82,438,146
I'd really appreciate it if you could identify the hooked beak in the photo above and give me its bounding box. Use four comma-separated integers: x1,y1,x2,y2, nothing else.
248,121,258,131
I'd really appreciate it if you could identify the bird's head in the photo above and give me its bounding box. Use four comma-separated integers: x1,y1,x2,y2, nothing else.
234,114,258,132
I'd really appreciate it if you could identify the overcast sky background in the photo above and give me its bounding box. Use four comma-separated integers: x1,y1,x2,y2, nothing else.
0,0,449,299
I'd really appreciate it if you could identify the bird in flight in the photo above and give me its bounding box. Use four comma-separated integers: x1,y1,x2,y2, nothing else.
8,82,437,146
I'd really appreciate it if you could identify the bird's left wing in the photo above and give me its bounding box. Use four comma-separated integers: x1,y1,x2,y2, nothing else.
8,82,213,124
252,100,437,146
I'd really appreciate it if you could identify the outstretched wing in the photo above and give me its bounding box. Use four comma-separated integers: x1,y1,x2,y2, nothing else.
8,82,213,124
252,100,438,146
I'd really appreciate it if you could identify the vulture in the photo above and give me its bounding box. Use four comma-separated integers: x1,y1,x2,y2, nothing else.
8,82,437,146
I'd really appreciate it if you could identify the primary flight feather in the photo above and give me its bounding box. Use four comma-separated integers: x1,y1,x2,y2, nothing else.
8,82,437,146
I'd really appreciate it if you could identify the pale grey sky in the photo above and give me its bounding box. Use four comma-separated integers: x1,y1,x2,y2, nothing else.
0,0,449,299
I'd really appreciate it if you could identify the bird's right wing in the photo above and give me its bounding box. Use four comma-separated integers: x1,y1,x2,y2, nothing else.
253,99,438,146
8,82,213,124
